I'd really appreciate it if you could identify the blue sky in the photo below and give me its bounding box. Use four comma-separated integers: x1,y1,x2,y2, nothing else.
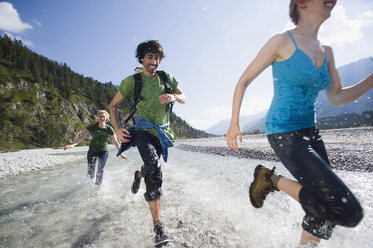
1,0,373,130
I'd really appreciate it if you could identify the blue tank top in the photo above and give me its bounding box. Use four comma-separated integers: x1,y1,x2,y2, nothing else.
265,31,331,135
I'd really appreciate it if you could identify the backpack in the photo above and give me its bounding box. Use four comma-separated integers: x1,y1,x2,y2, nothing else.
124,70,174,124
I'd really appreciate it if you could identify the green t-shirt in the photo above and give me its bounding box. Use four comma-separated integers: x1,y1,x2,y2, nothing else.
118,71,179,139
86,123,115,152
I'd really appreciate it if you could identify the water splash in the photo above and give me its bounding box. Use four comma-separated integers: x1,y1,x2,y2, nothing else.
0,148,372,247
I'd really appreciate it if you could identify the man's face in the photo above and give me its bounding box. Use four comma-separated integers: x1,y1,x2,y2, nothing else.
142,52,160,76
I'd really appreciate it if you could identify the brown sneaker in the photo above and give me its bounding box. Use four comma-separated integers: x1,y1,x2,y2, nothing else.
249,165,278,208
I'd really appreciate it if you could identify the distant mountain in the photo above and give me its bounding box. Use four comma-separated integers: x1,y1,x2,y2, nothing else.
315,57,373,117
317,111,373,129
230,57,373,133
206,111,266,135
243,115,266,133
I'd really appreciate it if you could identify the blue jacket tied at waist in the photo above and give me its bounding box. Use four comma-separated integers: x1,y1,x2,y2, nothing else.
116,116,174,162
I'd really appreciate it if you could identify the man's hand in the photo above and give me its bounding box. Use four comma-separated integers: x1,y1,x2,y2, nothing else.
116,128,131,143
159,93,177,104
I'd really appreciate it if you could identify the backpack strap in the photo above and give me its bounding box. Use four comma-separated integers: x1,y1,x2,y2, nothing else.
157,70,174,114
156,71,172,94
124,73,142,124
133,73,142,102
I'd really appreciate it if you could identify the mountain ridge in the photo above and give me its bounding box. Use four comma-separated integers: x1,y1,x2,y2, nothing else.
206,111,266,135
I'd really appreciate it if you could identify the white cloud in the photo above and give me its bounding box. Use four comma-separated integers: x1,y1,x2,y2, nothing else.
4,32,34,47
0,2,33,33
183,106,230,130
282,5,373,48
283,20,296,32
185,96,271,130
33,19,43,27
241,96,271,116
320,6,373,47
205,105,231,118
187,118,215,131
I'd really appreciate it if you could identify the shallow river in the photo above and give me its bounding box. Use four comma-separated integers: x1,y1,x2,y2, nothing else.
1,147,372,248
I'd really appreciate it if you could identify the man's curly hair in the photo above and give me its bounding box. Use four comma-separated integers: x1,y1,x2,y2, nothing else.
135,40,165,64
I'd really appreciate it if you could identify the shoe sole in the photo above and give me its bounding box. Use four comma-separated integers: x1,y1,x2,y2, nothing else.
249,164,264,208
155,238,170,247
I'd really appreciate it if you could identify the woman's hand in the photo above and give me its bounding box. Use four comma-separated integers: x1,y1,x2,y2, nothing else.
119,153,128,160
225,124,243,152
64,144,76,150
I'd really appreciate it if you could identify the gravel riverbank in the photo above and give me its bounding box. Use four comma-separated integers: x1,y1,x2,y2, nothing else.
0,127,372,179
0,146,88,179
174,127,373,172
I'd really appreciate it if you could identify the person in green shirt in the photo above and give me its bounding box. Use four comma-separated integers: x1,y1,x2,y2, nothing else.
64,110,127,185
109,40,186,247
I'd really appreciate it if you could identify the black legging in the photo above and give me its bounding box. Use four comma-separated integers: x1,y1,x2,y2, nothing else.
267,126,363,239
133,130,163,202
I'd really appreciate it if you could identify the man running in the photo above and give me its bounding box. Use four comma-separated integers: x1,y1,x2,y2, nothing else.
109,40,186,247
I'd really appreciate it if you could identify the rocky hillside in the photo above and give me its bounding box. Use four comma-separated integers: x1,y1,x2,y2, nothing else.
1,69,104,150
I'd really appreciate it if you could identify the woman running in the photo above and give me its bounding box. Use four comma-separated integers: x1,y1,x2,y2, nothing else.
226,0,372,246
64,110,127,185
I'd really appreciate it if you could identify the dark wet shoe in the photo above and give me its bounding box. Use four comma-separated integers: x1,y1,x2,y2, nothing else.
95,173,103,185
131,170,141,194
87,171,95,179
154,224,170,247
249,165,278,208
